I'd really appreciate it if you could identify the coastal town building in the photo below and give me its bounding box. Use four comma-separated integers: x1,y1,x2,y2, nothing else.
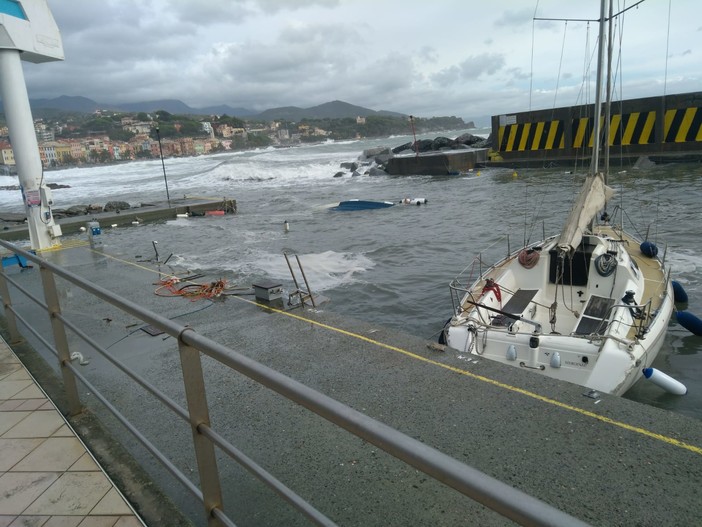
0,111,368,169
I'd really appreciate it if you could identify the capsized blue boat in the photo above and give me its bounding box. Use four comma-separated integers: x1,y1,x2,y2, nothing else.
331,199,395,211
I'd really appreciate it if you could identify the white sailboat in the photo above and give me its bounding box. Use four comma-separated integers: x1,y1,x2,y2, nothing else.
441,0,675,396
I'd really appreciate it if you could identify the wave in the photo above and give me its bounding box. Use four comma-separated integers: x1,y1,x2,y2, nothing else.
256,250,375,291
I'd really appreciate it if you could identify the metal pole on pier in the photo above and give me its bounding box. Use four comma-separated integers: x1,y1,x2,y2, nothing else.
0,0,65,250
154,126,171,208
409,115,419,157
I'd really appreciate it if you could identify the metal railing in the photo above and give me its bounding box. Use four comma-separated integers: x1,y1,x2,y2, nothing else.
0,240,590,527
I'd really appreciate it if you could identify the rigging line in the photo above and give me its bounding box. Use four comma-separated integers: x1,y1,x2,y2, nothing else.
663,0,671,98
528,0,540,113
552,21,568,109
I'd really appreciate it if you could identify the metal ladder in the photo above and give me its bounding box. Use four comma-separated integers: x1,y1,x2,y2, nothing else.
284,252,316,308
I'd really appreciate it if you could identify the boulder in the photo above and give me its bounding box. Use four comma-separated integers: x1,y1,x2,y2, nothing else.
340,161,358,171
455,133,483,146
368,166,388,177
392,142,413,154
103,201,131,212
333,171,345,178
414,139,434,153
374,153,393,165
65,205,88,216
432,136,455,150
361,146,391,160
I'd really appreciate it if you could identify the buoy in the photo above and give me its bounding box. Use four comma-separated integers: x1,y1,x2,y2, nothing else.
676,310,702,336
476,170,481,176
79,226,86,232
506,344,517,361
640,240,658,258
176,213,189,218
111,224,118,228
672,280,688,303
512,170,518,178
205,210,225,216
284,220,290,233
550,352,561,368
642,367,687,395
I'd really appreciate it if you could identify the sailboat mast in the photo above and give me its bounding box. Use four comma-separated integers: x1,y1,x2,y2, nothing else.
604,0,614,181
590,0,608,175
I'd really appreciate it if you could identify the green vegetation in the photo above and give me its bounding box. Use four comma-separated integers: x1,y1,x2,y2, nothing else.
0,107,471,168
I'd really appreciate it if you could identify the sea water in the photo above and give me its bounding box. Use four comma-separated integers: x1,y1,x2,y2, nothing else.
1,128,700,419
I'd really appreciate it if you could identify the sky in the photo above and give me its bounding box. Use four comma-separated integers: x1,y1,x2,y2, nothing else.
19,0,702,122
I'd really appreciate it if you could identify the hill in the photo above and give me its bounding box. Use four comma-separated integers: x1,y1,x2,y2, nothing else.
13,96,411,120
254,100,406,120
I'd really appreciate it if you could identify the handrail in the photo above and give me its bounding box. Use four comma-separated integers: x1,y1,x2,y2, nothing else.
0,240,591,527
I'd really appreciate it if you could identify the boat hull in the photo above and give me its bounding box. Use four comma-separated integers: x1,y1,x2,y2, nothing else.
445,228,673,396
332,200,395,211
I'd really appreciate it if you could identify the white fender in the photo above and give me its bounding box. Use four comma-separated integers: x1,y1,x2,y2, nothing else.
642,368,687,395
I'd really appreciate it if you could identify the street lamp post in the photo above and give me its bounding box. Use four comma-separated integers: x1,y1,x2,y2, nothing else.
154,125,171,207
409,115,419,157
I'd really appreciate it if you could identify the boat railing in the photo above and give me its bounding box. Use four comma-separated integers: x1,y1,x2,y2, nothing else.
576,298,654,342
448,234,556,316
0,240,590,527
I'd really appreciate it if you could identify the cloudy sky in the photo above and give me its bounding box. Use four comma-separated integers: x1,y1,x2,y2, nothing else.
20,0,701,121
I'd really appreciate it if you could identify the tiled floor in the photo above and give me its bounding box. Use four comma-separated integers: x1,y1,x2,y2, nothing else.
0,338,144,527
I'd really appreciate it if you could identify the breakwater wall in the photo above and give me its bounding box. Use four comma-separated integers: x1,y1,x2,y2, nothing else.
489,91,702,165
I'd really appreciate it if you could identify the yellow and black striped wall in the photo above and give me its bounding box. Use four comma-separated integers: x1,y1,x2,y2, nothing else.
491,91,702,162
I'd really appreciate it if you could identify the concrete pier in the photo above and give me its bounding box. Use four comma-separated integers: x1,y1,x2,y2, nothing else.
385,149,488,175
0,196,236,242
0,241,700,526
487,90,702,167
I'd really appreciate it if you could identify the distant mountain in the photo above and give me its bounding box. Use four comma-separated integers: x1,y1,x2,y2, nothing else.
15,96,412,120
115,99,255,117
253,100,406,121
29,95,101,113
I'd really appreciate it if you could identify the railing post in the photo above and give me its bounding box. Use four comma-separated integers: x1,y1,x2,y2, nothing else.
39,264,82,415
0,265,21,343
178,331,225,527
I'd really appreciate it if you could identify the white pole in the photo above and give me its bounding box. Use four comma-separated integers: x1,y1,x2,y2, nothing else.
0,49,60,250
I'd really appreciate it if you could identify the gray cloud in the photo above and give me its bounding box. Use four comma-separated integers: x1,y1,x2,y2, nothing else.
16,0,701,120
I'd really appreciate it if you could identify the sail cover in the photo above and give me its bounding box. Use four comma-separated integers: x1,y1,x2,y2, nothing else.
557,172,614,252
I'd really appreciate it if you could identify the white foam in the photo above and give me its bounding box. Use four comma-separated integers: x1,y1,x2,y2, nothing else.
257,250,375,291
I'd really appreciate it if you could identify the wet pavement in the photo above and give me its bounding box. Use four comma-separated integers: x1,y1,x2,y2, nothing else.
0,238,701,526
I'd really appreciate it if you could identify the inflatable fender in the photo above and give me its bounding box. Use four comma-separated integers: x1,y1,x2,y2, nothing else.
676,310,702,336
672,280,688,304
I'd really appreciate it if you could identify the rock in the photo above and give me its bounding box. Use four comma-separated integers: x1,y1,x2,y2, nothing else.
47,183,71,189
414,139,433,153
333,171,345,178
103,201,131,212
368,166,388,176
65,205,88,216
394,148,415,156
432,137,455,150
340,161,358,171
392,142,413,154
374,153,393,165
455,133,484,146
87,204,103,213
361,146,391,160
